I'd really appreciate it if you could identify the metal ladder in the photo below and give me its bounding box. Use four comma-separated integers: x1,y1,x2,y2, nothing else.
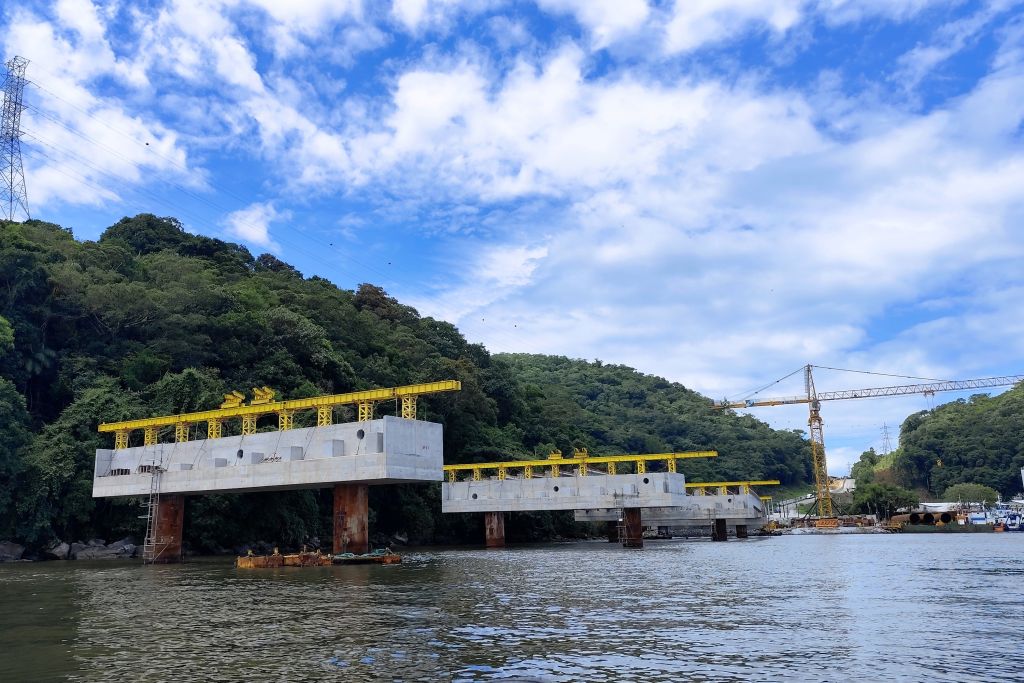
140,463,166,564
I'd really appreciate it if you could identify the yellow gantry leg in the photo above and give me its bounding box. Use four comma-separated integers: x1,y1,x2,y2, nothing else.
448,470,456,483
278,410,294,431
472,468,482,481
207,419,222,440
636,460,646,475
357,401,374,422
144,427,158,446
524,465,533,478
607,462,616,475
401,396,417,420
667,458,677,473
497,466,507,480
577,462,587,477
550,464,560,477
241,415,257,436
114,430,129,450
317,406,333,427
175,423,190,443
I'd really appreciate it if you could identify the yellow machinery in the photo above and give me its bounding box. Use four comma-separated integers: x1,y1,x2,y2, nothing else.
100,380,461,449
715,365,1024,527
444,449,717,482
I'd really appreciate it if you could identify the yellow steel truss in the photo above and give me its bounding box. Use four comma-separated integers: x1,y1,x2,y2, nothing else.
100,380,461,448
444,450,718,482
144,426,158,446
685,480,780,495
401,396,417,420
317,406,333,427
207,419,223,440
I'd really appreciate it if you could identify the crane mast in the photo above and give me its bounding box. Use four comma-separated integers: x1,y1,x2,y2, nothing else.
804,366,834,523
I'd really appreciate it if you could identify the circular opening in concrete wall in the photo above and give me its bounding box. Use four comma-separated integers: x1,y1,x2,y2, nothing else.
236,449,243,459
643,477,650,484
472,493,478,500
553,485,560,492
727,498,733,503
356,429,365,439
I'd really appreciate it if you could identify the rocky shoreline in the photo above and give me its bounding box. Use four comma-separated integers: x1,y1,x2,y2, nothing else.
0,538,139,562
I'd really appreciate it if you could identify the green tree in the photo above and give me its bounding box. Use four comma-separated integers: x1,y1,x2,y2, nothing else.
942,482,1000,504
850,448,879,485
850,482,919,520
0,315,13,356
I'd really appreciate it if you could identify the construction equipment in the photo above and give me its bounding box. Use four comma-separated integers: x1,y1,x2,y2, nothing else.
99,380,461,448
714,365,1024,528
140,461,166,564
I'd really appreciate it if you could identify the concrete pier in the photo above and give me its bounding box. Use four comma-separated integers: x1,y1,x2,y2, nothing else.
154,494,185,563
623,508,644,548
736,524,749,539
605,521,619,543
712,518,728,542
484,511,506,548
333,483,369,554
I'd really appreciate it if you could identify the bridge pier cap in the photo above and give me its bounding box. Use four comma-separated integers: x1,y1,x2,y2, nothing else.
93,417,444,498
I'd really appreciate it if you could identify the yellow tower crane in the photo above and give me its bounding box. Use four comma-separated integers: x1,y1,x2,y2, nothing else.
714,365,1024,528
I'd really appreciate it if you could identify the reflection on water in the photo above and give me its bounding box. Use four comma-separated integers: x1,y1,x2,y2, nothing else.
2,535,1023,681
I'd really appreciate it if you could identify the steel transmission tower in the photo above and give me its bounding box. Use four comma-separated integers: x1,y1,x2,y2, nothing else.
1,56,30,221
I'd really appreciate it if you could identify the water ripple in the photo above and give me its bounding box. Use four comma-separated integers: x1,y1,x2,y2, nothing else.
1,534,1022,681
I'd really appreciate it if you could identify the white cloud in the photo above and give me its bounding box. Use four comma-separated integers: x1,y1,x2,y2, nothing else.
893,0,1023,89
223,201,286,249
537,0,649,48
663,0,804,54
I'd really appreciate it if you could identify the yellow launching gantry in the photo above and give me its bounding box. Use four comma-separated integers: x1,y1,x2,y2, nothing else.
444,447,719,483
100,380,462,449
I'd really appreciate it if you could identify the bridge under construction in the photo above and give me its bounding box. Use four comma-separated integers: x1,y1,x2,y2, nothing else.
441,450,776,548
93,381,460,562
93,380,776,561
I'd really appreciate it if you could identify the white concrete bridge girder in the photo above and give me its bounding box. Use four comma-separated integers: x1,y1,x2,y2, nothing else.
93,416,443,498
442,472,689,514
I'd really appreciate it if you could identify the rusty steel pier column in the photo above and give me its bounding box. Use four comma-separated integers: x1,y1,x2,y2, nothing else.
623,508,644,549
333,483,369,555
484,511,506,548
712,518,728,542
154,494,185,563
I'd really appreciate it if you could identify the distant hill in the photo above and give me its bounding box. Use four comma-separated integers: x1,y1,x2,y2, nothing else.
495,354,813,487
893,385,1024,497
850,384,1024,498
0,215,813,551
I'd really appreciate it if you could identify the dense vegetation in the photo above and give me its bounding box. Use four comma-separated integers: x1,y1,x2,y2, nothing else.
0,215,817,552
849,385,1024,500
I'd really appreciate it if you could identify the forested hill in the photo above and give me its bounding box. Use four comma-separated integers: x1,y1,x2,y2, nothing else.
0,215,810,552
893,385,1024,497
495,354,811,485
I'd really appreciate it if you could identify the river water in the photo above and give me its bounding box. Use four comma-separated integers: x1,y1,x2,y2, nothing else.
2,534,1022,682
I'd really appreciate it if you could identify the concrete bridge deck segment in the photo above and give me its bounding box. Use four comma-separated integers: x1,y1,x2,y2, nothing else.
573,492,767,526
443,472,772,547
442,472,690,514
93,416,443,561
93,416,442,498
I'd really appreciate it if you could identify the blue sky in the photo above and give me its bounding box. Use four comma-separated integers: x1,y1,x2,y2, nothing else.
4,0,1024,474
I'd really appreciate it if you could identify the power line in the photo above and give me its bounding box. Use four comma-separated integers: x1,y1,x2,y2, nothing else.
1,56,30,221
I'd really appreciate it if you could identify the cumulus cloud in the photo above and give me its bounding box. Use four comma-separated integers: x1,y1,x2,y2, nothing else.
223,201,287,250
4,0,1022,473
